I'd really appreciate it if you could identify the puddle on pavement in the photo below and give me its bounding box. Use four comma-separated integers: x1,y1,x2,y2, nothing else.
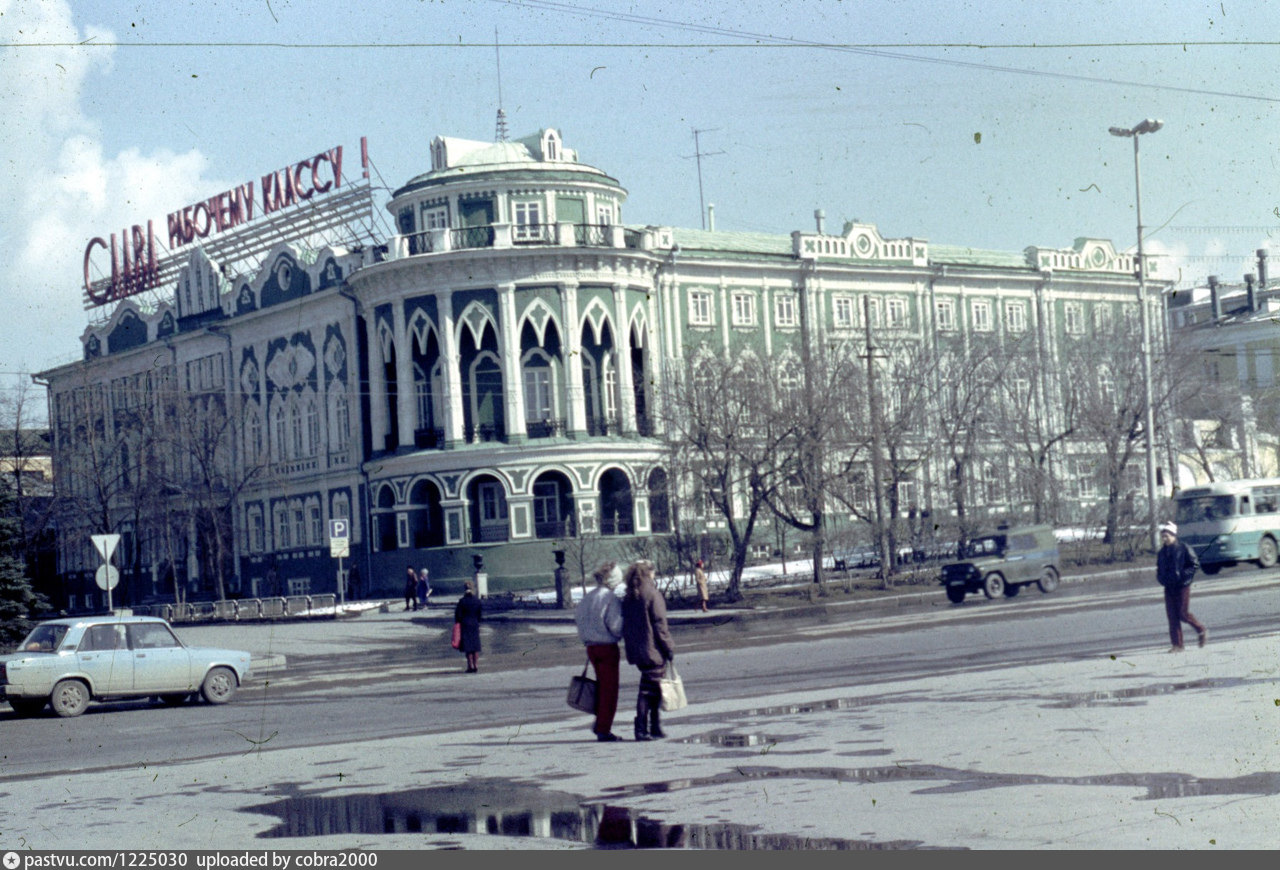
249,780,924,849
1042,677,1262,708
249,759,1280,848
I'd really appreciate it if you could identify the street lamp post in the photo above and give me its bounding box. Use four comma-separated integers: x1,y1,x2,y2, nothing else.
1109,118,1163,553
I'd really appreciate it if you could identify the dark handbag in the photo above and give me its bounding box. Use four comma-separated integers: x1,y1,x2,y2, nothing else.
450,622,462,650
566,661,597,714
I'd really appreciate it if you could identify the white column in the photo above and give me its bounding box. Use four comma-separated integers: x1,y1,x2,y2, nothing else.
562,280,587,436
438,292,465,447
498,283,527,443
613,283,637,434
645,284,663,435
393,302,416,449
363,315,388,452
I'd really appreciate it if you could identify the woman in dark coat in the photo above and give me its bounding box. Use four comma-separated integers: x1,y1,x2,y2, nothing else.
454,580,483,673
404,568,418,611
621,560,674,740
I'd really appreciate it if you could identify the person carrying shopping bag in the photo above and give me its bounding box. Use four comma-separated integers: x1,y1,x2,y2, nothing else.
575,561,625,742
621,560,674,741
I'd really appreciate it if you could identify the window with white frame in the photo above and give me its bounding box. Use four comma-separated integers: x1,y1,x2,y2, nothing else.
332,391,350,450
478,482,509,523
273,404,288,460
596,203,613,225
305,399,319,456
935,299,956,331
689,290,713,326
290,404,304,458
833,296,856,328
274,504,291,549
308,498,323,546
1072,457,1098,499
1064,302,1085,335
293,500,307,547
774,293,797,327
523,362,554,423
863,297,883,328
245,404,263,461
971,300,993,332
248,507,265,553
731,292,756,327
512,201,543,240
886,297,907,328
1093,303,1114,334
421,204,448,230
1005,301,1027,333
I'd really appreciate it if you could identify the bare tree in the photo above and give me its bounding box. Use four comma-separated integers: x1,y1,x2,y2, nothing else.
658,352,786,601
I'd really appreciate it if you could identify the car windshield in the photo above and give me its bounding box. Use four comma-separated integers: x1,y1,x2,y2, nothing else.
18,624,69,653
962,536,1004,558
1175,495,1236,524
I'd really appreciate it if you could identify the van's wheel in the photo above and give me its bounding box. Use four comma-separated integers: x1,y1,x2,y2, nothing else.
1002,582,1021,597
945,586,966,604
982,573,1005,599
1258,537,1278,569
50,679,90,718
1037,567,1060,594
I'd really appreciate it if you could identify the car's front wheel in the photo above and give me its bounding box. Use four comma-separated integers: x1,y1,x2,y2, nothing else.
982,573,1005,599
1037,567,1060,594
200,667,237,705
9,698,47,717
945,585,966,604
50,679,90,718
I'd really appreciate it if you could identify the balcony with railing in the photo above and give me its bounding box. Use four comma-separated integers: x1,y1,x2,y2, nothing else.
464,423,504,444
526,418,566,439
470,524,510,543
534,520,568,539
386,222,644,261
414,428,446,450
599,515,635,536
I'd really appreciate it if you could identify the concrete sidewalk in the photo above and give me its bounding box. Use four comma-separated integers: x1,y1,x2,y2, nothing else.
6,629,1278,850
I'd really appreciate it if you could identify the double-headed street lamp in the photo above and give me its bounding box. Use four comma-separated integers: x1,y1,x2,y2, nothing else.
1109,118,1163,552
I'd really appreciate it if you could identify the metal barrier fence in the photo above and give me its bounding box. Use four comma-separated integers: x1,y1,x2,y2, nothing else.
133,594,340,623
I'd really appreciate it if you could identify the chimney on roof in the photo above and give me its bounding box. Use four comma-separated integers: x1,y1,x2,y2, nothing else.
1245,273,1257,313
1258,249,1269,301
707,203,715,232
815,209,826,234
1208,274,1222,321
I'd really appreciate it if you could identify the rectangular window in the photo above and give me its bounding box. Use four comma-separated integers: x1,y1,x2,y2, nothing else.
533,481,559,525
833,297,855,328
309,504,323,546
774,293,796,327
935,299,956,331
422,205,448,230
275,507,291,550
886,298,906,328
513,201,543,240
596,204,613,225
294,506,307,546
731,292,756,326
478,482,509,523
1093,303,1114,334
1064,302,1085,335
1005,301,1027,333
864,297,883,329
689,290,713,326
523,368,553,422
971,300,993,332
249,510,265,554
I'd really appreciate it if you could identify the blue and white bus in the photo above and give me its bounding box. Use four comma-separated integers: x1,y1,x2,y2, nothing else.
1174,478,1280,573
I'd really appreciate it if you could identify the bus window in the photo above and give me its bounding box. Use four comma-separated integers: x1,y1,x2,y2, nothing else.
1175,495,1236,524
1254,489,1279,514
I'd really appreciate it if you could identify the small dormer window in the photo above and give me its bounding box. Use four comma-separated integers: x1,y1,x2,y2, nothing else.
431,139,447,171
542,129,560,161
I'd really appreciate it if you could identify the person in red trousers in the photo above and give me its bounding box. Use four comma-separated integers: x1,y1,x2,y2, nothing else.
575,561,624,741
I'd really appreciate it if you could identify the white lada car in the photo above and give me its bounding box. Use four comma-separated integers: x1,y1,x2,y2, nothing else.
1,615,253,717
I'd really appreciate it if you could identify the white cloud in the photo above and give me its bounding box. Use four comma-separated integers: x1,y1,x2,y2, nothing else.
0,0,226,380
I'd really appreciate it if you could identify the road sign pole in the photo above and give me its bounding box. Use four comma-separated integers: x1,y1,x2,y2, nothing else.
338,556,346,606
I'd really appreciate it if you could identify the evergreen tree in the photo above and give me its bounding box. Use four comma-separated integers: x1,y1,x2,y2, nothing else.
0,477,45,648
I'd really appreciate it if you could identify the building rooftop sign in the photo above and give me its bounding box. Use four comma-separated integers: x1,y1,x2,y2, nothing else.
82,138,373,309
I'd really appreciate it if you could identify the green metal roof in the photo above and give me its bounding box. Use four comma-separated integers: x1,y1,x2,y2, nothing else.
393,166,625,198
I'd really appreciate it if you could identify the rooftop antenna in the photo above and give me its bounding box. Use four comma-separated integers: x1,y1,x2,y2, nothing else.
683,128,724,230
494,27,509,142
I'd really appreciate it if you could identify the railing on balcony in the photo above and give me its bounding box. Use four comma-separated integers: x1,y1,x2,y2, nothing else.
600,516,635,536
526,418,566,439
513,224,557,245
586,417,618,437
470,525,510,543
574,223,611,247
406,231,438,255
535,520,568,539
451,226,495,250
414,427,446,449
464,423,504,443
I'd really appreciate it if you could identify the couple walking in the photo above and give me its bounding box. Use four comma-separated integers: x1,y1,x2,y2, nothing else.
574,559,674,742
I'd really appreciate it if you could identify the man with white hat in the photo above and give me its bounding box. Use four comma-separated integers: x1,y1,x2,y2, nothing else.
1155,522,1208,652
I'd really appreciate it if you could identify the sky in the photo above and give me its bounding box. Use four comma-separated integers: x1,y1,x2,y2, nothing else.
2,0,1279,421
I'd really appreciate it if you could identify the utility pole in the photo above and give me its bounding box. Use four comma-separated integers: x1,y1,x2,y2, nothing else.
684,128,724,230
863,296,892,587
